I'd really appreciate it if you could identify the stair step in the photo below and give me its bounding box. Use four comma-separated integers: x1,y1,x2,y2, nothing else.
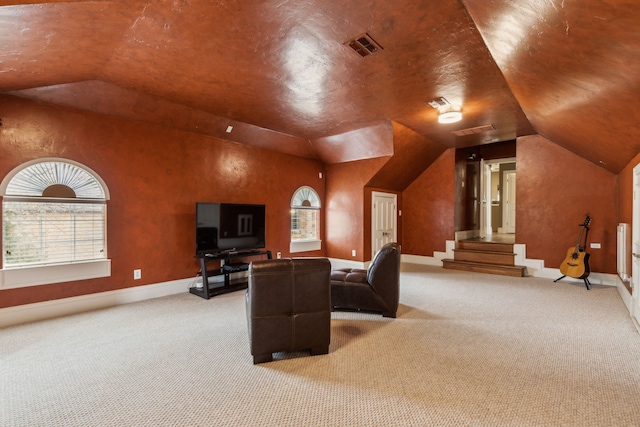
458,240,514,253
453,248,516,265
442,259,526,277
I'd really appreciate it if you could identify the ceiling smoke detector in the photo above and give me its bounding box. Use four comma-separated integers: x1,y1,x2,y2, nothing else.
345,33,383,57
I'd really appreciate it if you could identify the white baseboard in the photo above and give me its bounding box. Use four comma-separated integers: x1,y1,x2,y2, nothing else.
2,252,622,329
0,278,193,329
402,240,619,287
532,269,617,286
401,241,455,266
328,258,368,270
614,275,633,312
455,230,479,241
401,254,442,266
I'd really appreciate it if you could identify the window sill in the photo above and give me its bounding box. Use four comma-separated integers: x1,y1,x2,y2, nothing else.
0,259,111,290
290,239,322,253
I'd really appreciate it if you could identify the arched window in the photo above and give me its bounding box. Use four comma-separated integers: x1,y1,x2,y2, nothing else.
1,158,111,288
290,186,321,253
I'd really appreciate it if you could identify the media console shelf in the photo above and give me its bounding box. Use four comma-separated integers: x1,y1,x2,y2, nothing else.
189,249,272,299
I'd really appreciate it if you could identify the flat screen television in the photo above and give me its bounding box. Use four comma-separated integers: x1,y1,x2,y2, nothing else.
196,202,266,255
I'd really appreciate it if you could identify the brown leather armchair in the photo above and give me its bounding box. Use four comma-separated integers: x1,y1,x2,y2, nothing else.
245,257,331,364
330,242,401,318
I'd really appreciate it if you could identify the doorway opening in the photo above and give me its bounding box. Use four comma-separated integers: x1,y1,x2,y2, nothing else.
482,159,516,242
455,141,517,244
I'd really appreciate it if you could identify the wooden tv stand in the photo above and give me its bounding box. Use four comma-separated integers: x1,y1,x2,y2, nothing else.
189,249,272,299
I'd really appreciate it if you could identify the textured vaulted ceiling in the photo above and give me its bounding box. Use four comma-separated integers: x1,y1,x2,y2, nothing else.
1,0,639,173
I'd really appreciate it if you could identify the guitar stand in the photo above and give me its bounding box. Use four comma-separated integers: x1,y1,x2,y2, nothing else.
556,215,591,290
554,275,591,290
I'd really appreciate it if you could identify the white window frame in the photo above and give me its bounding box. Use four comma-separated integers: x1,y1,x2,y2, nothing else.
0,158,111,290
290,186,321,253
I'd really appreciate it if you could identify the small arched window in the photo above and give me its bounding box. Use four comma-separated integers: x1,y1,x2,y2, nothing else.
2,159,109,268
290,186,321,253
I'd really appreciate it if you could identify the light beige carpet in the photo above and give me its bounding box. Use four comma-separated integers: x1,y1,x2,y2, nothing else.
2,265,640,426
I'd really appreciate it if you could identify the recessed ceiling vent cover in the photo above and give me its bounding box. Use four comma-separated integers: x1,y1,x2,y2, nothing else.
452,124,495,137
428,97,450,109
345,33,383,57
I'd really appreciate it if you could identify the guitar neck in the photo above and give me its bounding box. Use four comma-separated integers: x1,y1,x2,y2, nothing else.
573,222,590,252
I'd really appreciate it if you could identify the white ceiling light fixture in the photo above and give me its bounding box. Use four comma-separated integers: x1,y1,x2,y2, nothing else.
428,97,463,124
438,110,462,124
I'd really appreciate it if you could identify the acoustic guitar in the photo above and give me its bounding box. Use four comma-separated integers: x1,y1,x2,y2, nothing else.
559,214,591,279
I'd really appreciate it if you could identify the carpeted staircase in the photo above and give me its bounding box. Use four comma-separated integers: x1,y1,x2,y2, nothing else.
442,239,526,277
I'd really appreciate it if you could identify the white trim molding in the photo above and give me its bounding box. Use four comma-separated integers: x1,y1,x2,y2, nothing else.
615,275,633,313
0,277,190,328
1,259,111,290
290,239,322,253
328,258,368,270
402,240,455,266
1,256,624,329
402,240,619,287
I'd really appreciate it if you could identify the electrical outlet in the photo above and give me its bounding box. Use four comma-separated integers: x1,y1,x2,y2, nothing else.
352,249,356,257
277,252,282,259
590,243,601,249
133,269,141,280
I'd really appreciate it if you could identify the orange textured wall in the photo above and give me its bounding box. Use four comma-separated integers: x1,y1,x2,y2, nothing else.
516,135,617,273
402,148,456,256
0,95,324,308
325,157,389,261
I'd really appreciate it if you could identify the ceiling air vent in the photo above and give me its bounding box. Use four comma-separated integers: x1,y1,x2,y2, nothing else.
345,33,383,57
428,97,450,109
452,124,495,137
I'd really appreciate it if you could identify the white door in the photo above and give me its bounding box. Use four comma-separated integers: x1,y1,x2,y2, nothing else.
631,165,640,324
372,191,397,257
503,170,516,233
480,160,492,238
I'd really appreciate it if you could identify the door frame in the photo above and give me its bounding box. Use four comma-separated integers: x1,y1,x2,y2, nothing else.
502,169,516,233
480,159,490,238
371,191,397,258
631,164,640,324
481,158,516,236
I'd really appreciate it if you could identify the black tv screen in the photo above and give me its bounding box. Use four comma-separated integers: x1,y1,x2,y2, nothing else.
196,202,266,254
